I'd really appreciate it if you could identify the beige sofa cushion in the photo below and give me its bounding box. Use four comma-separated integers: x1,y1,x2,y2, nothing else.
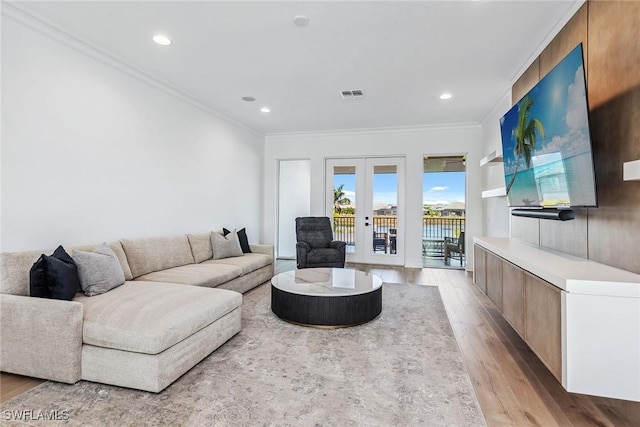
187,232,212,263
121,235,195,278
205,253,273,275
106,242,134,281
135,263,243,288
75,281,241,355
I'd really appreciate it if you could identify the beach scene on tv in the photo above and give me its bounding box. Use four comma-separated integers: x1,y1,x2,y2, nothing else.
500,44,597,208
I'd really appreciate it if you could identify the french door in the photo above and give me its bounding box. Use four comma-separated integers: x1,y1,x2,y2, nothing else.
326,157,404,265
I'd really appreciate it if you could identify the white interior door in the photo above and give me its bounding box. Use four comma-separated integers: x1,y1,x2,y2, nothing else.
326,157,404,266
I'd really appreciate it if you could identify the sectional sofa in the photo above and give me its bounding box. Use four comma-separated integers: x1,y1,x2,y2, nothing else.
0,232,274,392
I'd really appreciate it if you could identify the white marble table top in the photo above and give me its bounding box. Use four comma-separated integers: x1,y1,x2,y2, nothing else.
271,268,382,297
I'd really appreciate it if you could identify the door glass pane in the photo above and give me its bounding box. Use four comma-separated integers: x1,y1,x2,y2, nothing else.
372,164,398,255
332,166,356,254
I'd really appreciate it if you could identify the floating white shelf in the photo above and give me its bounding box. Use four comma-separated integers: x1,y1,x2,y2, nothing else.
623,160,640,181
482,187,507,198
480,149,503,167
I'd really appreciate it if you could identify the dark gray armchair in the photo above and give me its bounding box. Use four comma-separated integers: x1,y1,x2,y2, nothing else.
295,217,346,269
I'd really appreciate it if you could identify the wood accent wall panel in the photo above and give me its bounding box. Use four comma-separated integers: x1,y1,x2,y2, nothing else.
586,0,640,274
539,3,588,78
587,0,640,109
539,209,588,258
501,260,524,336
524,272,562,382
486,251,503,310
511,58,539,105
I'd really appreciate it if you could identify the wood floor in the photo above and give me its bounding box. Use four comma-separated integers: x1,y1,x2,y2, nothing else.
2,261,639,426
0,373,44,404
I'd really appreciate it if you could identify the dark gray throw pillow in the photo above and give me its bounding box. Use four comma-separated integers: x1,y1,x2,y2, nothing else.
223,227,252,253
29,245,81,300
72,243,125,297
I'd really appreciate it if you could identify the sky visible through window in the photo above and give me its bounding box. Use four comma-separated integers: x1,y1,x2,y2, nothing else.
423,171,465,205
334,171,465,206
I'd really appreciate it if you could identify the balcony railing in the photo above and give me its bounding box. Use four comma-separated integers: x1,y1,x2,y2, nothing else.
332,215,465,254
422,216,465,240
333,215,356,247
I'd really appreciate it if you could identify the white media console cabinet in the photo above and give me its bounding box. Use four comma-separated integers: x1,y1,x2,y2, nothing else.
473,237,639,402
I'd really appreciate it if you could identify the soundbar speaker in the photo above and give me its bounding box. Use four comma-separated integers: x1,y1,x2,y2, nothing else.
511,208,575,221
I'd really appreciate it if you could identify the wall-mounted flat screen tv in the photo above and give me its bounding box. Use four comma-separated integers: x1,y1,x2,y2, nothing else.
500,43,597,208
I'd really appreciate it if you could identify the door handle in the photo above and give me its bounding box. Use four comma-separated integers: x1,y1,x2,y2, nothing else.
365,222,369,226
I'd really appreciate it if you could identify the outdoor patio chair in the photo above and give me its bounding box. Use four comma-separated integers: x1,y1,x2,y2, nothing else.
373,231,387,253
389,228,397,254
444,231,465,266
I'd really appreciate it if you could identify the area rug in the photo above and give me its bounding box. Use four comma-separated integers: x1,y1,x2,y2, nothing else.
1,283,486,426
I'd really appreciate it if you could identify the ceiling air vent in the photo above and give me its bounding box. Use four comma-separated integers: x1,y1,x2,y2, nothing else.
340,89,364,99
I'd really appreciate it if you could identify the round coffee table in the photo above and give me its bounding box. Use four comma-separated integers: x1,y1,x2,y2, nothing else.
271,268,382,328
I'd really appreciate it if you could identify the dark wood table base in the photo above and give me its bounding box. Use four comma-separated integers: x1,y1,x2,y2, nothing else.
271,285,382,328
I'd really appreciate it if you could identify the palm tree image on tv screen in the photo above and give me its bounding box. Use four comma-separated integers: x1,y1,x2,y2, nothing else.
505,96,545,196
500,43,597,209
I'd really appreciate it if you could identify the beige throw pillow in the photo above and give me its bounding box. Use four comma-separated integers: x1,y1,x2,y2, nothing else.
187,233,213,263
210,230,243,259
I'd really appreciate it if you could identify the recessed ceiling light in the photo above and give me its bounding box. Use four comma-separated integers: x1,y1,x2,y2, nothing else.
152,35,172,46
242,96,256,102
293,15,309,27
440,93,452,100
260,107,271,113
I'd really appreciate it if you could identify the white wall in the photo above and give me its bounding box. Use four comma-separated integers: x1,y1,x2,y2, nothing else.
480,92,512,237
264,125,483,269
277,159,311,258
1,14,264,251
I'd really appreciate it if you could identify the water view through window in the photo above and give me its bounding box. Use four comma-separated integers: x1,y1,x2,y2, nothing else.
423,156,466,268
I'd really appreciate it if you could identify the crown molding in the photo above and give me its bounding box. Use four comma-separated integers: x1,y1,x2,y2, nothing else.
265,122,481,140
479,89,511,126
1,2,264,138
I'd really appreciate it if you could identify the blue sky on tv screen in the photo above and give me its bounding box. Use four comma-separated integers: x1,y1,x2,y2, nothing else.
500,44,592,177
